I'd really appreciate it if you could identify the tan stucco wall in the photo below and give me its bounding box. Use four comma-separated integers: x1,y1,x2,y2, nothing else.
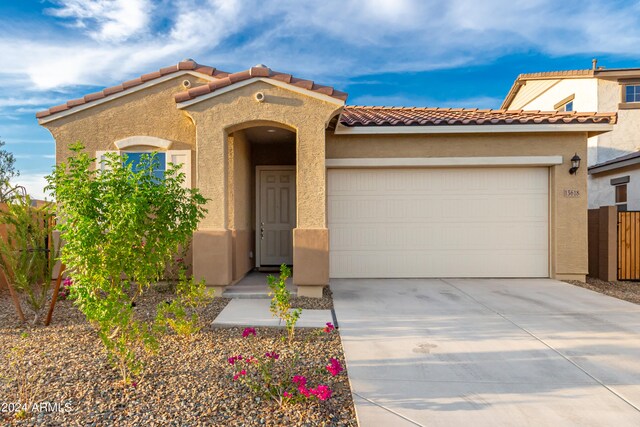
327,131,590,279
42,76,207,160
41,75,208,272
184,81,342,287
228,131,253,280
184,81,342,230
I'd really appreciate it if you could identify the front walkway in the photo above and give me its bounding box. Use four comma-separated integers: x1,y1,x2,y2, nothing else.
333,278,640,426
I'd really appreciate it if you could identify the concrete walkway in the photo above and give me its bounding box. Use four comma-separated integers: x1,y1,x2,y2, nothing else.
213,299,332,328
333,278,640,426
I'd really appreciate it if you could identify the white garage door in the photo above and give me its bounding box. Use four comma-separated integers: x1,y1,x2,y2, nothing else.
328,167,549,278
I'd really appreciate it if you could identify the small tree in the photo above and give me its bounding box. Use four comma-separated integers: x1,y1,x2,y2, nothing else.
45,143,207,384
268,264,301,343
0,139,20,201
0,191,58,324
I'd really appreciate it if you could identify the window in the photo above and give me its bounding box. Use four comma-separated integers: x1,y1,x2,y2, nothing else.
123,152,166,181
560,100,573,112
625,85,640,103
96,148,192,190
616,183,628,211
554,94,575,112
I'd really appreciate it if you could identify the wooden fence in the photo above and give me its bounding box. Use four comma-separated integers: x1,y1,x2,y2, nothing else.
618,211,640,281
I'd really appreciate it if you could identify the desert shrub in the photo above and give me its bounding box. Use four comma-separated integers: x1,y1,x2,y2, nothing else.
0,191,59,324
268,264,301,343
45,143,207,384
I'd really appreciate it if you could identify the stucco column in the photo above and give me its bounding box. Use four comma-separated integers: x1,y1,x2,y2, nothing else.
550,150,589,281
294,124,329,297
192,125,233,291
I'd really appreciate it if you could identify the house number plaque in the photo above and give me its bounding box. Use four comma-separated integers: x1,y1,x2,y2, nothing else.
563,189,580,198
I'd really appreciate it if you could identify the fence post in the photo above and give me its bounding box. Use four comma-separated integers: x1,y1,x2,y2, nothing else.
598,205,618,282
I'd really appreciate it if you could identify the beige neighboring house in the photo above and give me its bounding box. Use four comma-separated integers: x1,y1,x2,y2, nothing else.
502,63,640,211
37,60,615,296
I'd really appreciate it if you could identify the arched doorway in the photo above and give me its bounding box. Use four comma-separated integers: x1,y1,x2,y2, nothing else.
227,124,297,280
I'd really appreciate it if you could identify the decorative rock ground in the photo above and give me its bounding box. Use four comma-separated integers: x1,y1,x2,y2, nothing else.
0,287,356,426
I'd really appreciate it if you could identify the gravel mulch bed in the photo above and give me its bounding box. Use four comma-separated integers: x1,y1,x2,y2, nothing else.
291,286,334,310
0,286,356,426
565,276,640,305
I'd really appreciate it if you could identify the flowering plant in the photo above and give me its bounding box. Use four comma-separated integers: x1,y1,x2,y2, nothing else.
58,277,73,301
228,325,344,406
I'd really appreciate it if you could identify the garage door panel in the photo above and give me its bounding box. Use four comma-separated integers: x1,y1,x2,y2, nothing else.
328,167,549,278
330,250,548,278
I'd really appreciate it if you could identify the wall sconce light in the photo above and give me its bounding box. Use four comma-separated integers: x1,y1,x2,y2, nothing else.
569,153,581,175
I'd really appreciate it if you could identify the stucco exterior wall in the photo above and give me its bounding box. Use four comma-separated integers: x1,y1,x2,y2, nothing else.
228,131,253,280
327,131,590,280
183,80,342,287
589,167,640,210
184,81,341,230
42,76,206,161
596,79,640,164
518,79,598,112
510,79,560,110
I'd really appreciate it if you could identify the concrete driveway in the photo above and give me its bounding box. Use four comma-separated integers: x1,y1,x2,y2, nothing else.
332,278,640,426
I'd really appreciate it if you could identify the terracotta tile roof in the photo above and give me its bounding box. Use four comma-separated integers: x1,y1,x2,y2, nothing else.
173,65,347,103
36,60,228,119
36,61,348,120
339,106,617,127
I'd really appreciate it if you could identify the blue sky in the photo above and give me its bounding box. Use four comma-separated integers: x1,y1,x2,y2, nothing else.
1,0,640,198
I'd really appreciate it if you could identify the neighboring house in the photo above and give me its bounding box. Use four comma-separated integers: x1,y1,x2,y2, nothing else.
502,63,640,211
37,60,615,296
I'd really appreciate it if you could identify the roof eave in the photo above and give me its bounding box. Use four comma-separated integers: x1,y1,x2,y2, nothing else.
37,70,217,125
589,156,640,175
175,77,346,109
334,123,614,135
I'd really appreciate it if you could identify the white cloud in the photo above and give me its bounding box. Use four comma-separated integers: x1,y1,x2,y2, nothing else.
46,0,152,42
0,1,639,98
10,173,50,200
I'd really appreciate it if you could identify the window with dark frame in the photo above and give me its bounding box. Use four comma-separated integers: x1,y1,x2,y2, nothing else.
616,183,628,211
625,84,640,103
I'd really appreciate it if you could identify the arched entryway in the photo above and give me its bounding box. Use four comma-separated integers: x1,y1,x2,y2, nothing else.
227,123,297,281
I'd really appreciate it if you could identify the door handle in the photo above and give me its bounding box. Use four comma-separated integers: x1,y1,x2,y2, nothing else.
260,222,264,239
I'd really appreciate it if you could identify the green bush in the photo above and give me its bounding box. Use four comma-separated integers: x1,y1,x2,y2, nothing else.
0,191,58,324
268,264,301,343
45,143,208,384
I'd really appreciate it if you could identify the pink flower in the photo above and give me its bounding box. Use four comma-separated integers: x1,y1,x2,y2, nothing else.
242,327,256,338
298,385,311,397
323,322,335,333
283,392,292,398
232,370,246,381
245,356,256,364
292,375,307,386
265,351,279,360
63,277,73,286
326,358,343,376
314,385,332,401
228,355,243,365
131,381,137,388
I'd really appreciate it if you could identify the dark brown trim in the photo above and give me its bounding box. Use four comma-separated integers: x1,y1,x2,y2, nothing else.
611,176,630,185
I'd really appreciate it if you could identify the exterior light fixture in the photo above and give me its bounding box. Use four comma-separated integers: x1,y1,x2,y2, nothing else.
267,129,276,133
569,153,581,175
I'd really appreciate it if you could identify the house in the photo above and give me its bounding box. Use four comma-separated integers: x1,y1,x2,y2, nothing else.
502,62,640,211
37,60,615,297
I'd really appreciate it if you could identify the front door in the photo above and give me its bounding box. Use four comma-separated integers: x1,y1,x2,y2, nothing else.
258,168,296,266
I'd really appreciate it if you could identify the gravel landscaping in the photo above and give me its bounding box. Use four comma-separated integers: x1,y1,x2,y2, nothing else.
291,286,334,310
0,287,356,426
565,276,640,305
